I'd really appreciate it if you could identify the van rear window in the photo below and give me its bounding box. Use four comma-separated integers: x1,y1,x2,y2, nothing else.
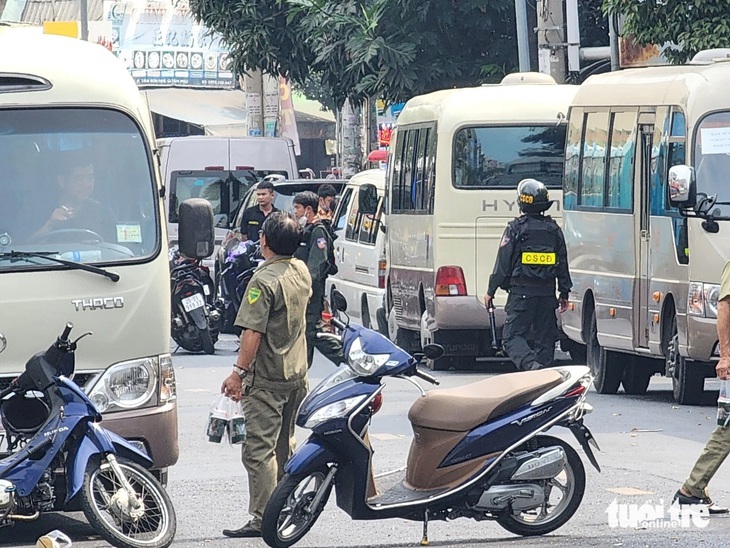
452,125,566,189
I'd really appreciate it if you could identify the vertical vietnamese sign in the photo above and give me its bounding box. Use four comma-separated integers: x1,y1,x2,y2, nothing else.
103,0,234,88
279,77,300,155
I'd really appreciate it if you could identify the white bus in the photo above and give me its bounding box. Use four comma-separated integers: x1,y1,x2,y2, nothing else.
0,30,203,479
560,51,730,404
384,73,579,369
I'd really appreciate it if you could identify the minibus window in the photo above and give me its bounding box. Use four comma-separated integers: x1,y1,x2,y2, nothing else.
0,108,158,268
695,111,730,205
578,112,609,208
452,125,566,190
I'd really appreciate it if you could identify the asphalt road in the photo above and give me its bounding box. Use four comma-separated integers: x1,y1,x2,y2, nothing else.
3,335,730,548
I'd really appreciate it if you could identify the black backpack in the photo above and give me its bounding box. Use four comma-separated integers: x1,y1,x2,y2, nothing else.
298,220,338,276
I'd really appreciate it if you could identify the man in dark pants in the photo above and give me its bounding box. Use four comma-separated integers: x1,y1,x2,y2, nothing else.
220,211,310,538
292,191,343,368
484,178,571,371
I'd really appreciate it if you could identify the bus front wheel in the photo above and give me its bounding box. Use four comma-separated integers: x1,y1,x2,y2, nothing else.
586,312,624,394
666,315,705,405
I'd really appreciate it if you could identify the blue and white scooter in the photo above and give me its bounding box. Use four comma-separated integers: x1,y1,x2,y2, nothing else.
0,323,176,548
262,291,600,548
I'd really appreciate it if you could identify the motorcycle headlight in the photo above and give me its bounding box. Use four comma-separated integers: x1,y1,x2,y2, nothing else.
304,395,367,429
347,337,390,377
88,357,159,413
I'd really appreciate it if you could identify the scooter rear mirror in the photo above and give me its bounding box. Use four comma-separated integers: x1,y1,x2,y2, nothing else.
423,344,444,361
331,290,348,312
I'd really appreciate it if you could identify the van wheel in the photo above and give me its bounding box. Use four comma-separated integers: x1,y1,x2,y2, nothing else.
361,298,371,330
586,312,623,394
387,304,417,351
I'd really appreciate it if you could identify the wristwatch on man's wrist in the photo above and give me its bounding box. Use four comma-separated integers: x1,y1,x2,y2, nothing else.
233,365,249,378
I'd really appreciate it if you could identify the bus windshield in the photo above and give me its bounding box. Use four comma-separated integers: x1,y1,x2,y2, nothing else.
0,108,158,269
453,125,566,189
695,112,730,206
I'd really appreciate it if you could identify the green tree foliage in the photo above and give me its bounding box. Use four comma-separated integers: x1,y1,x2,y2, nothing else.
190,0,518,108
603,0,730,64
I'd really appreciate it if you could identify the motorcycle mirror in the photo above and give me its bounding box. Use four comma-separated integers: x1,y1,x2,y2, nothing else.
422,344,445,361
178,198,215,260
331,290,348,312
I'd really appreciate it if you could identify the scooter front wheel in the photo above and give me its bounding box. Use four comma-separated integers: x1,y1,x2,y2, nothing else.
496,435,585,536
80,456,177,548
262,466,333,548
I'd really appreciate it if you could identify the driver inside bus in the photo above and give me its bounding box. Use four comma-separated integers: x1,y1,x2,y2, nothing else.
31,151,115,242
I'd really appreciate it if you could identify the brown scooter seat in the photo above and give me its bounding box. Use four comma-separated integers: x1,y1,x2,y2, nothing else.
408,369,564,432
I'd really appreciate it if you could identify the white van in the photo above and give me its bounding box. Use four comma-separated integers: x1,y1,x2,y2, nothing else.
0,30,180,478
328,170,387,333
159,136,299,257
385,73,578,369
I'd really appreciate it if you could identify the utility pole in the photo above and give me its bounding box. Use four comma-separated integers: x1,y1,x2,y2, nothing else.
79,0,89,40
514,0,531,71
244,69,264,136
536,0,567,83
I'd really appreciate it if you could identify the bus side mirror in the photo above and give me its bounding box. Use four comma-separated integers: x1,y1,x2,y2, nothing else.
358,184,379,215
178,198,215,259
668,165,696,209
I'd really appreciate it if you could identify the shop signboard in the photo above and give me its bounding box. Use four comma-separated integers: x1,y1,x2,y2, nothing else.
103,0,234,88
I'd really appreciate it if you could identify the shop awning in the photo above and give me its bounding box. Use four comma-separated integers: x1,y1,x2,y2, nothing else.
143,88,334,135
143,88,248,136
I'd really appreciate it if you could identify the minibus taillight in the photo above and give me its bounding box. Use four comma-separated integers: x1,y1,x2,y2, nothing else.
378,259,387,289
236,165,255,171
205,165,225,171
435,266,467,296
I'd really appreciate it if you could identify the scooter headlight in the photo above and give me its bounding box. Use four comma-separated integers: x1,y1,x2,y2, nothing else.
304,395,368,429
347,337,390,376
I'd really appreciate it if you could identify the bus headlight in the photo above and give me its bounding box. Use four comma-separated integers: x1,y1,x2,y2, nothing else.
687,282,704,316
88,357,158,413
688,282,721,319
705,284,721,319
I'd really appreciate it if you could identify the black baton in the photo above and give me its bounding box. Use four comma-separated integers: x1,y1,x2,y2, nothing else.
488,304,499,351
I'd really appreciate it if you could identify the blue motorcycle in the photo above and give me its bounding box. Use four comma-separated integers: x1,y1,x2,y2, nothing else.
0,323,176,548
262,292,599,547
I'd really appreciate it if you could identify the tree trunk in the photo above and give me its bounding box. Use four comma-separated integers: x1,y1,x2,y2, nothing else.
340,99,362,178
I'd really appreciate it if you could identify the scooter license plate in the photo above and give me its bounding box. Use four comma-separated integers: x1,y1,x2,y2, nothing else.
182,293,205,312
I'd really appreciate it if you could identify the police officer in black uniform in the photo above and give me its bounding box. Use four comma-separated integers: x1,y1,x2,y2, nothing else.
292,191,342,368
484,178,572,371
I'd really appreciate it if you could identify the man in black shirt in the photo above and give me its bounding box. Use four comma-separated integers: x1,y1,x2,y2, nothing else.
238,181,277,242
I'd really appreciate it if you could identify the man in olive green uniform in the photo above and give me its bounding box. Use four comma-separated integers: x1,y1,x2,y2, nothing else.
673,260,730,514
293,191,343,368
221,211,311,538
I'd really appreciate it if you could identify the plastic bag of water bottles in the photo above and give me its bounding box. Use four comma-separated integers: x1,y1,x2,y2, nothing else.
206,395,246,444
206,394,231,443
227,399,247,445
36,530,72,548
717,379,730,427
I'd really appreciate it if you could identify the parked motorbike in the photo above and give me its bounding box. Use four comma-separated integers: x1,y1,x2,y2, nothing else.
261,291,600,548
0,323,176,548
217,240,263,335
170,247,221,354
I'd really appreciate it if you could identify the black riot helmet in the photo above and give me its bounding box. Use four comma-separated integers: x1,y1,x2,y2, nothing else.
517,178,553,214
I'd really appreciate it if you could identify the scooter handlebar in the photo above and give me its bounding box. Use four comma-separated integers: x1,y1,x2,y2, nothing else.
0,382,17,400
331,317,346,331
413,368,440,385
